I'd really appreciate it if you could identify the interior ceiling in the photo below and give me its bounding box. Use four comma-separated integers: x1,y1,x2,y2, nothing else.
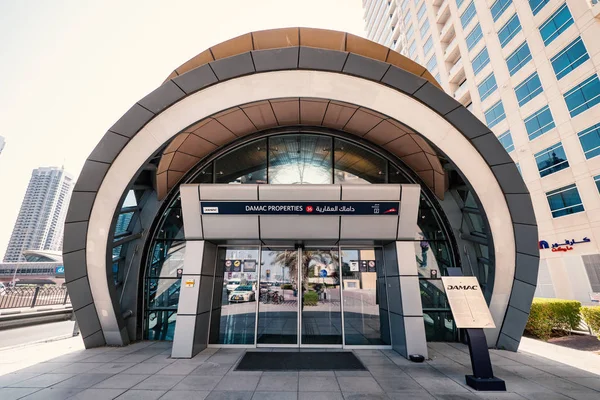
156,97,446,200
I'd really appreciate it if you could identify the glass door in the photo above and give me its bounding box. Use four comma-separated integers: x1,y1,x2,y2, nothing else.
300,248,343,346
256,248,299,345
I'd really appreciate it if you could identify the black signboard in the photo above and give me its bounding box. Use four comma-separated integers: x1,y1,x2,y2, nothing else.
359,260,376,272
201,201,399,215
224,259,243,272
359,260,368,272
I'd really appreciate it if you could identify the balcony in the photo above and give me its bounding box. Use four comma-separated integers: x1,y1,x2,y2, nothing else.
448,58,465,84
436,0,451,24
589,0,600,18
439,19,455,43
453,81,471,104
444,37,460,63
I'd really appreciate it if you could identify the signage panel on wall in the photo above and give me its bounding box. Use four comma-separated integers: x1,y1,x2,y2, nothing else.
441,276,495,329
200,201,400,215
349,261,359,272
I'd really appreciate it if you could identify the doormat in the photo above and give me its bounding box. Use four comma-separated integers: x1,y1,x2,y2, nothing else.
235,351,367,371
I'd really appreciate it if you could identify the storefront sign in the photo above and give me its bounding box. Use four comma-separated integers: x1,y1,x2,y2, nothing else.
441,276,495,329
358,260,376,272
185,279,195,288
539,237,591,252
349,261,359,272
55,266,65,275
200,201,399,215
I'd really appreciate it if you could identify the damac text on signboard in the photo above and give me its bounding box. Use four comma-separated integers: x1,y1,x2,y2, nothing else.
200,201,400,215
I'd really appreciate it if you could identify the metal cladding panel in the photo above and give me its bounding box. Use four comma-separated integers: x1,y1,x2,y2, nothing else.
178,275,202,315
500,306,530,341
298,47,348,72
403,316,428,357
201,215,259,239
508,280,537,314
171,315,197,358
193,312,210,355
414,82,461,116
381,65,427,95
343,53,390,81
514,253,540,286
399,276,422,316
396,241,418,276
138,80,186,114
386,276,402,315
252,47,299,72
63,249,87,283
200,184,258,200
389,312,407,356
181,185,202,240
383,242,399,278
65,192,96,223
183,240,205,276
340,215,398,240
260,216,339,240
197,276,214,314
397,184,421,240
341,185,401,201
259,184,340,200
200,242,218,276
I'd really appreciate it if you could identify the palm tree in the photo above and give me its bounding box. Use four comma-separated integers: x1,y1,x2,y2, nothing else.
270,249,339,289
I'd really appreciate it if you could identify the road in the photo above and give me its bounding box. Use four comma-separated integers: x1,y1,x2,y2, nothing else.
0,320,76,349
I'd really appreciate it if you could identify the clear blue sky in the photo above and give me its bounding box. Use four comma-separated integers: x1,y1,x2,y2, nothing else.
0,0,366,255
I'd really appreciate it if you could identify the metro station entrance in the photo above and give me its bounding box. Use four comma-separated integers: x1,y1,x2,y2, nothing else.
212,245,389,348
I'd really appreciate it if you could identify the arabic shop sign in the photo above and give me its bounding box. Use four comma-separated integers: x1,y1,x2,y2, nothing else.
539,237,591,252
201,201,400,215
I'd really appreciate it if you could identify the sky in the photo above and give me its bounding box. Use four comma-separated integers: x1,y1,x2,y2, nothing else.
0,0,366,256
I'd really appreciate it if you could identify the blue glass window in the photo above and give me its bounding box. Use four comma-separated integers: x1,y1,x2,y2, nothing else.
551,38,589,80
498,14,521,48
529,0,550,16
426,54,438,71
466,24,483,51
546,184,584,218
406,24,415,41
423,36,434,56
539,4,574,46
457,0,465,8
516,162,522,175
472,48,490,76
404,10,412,26
402,0,410,11
564,75,600,118
420,19,430,39
417,3,427,21
435,73,441,84
498,131,514,152
461,2,477,28
578,123,600,160
506,42,532,76
408,40,417,58
595,175,600,193
478,73,497,101
515,72,543,106
525,105,555,140
535,143,569,177
491,0,512,21
484,101,506,128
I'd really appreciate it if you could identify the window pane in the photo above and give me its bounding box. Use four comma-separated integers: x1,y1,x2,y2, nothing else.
423,36,433,56
529,0,550,16
484,101,505,128
551,37,589,80
498,14,521,48
525,106,555,140
539,3,574,46
426,54,438,71
215,138,267,184
498,131,514,153
460,2,477,28
515,72,543,106
535,143,569,177
478,73,497,101
420,19,430,39
115,212,134,236
146,310,177,341
546,184,584,218
472,48,490,75
269,135,332,184
564,75,600,118
466,24,483,51
334,138,387,184
491,0,512,21
417,3,427,21
578,123,600,159
506,42,532,76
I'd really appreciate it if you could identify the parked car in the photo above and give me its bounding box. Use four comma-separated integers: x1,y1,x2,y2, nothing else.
0,282,6,296
228,285,256,303
225,281,241,292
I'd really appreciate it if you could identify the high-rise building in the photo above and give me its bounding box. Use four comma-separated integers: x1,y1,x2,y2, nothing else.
0,136,5,156
363,0,600,304
4,167,74,262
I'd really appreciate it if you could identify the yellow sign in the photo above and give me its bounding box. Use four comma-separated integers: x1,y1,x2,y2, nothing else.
234,260,241,267
185,279,195,288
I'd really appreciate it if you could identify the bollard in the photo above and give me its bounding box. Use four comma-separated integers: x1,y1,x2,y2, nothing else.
31,286,40,308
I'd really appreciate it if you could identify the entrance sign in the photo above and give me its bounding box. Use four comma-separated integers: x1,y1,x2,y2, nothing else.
200,201,399,215
442,277,495,329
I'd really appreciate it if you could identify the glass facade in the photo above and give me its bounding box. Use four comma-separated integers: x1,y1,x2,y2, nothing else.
423,36,433,56
498,131,514,153
478,73,497,102
491,0,512,21
578,123,600,159
426,55,437,72
525,105,555,140
466,24,483,51
506,42,532,76
420,19,430,39
143,132,469,344
535,143,569,177
484,100,506,128
460,2,477,29
563,75,600,118
529,0,550,16
498,14,521,48
472,48,490,76
551,37,589,80
515,72,543,107
539,3,573,46
546,184,584,218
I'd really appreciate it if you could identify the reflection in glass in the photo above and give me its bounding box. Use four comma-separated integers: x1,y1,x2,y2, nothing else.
423,311,457,341
210,247,259,345
156,197,184,240
269,135,332,184
334,138,386,184
257,249,298,344
301,249,342,345
341,248,389,345
146,310,177,341
215,139,267,184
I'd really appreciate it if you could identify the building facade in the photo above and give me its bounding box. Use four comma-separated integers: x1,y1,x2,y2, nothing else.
63,28,539,357
363,0,600,304
4,167,74,262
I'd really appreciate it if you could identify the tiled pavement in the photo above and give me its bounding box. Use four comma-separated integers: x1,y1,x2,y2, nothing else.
1,340,599,400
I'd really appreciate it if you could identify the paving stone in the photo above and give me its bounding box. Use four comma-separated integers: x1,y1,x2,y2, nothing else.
204,391,253,400
256,373,298,391
171,375,222,391
80,353,126,363
356,356,395,366
112,389,165,399
215,375,261,391
121,363,167,375
411,377,471,394
158,390,210,400
51,373,113,388
0,373,40,388
57,362,107,374
337,376,384,393
387,390,436,399
517,393,572,400
374,376,423,392
207,354,243,364
191,363,233,376
0,387,41,400
298,393,344,400
92,374,149,389
133,374,183,390
20,386,83,399
343,393,389,400
252,392,298,400
299,376,340,392
155,362,198,375
70,388,127,399
9,373,75,388
16,363,70,374
90,363,136,374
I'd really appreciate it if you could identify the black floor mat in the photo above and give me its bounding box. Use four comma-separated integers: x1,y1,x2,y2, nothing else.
235,351,367,371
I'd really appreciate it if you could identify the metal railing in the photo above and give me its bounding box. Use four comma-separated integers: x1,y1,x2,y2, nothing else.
0,286,70,309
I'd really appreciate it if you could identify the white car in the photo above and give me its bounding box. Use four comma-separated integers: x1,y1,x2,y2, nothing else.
228,285,256,303
226,281,241,292
0,283,5,295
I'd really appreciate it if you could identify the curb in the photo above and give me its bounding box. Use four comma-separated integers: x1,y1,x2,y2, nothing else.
0,332,78,352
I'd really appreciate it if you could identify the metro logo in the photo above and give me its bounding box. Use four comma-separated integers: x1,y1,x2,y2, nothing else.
203,207,219,214
447,285,478,290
